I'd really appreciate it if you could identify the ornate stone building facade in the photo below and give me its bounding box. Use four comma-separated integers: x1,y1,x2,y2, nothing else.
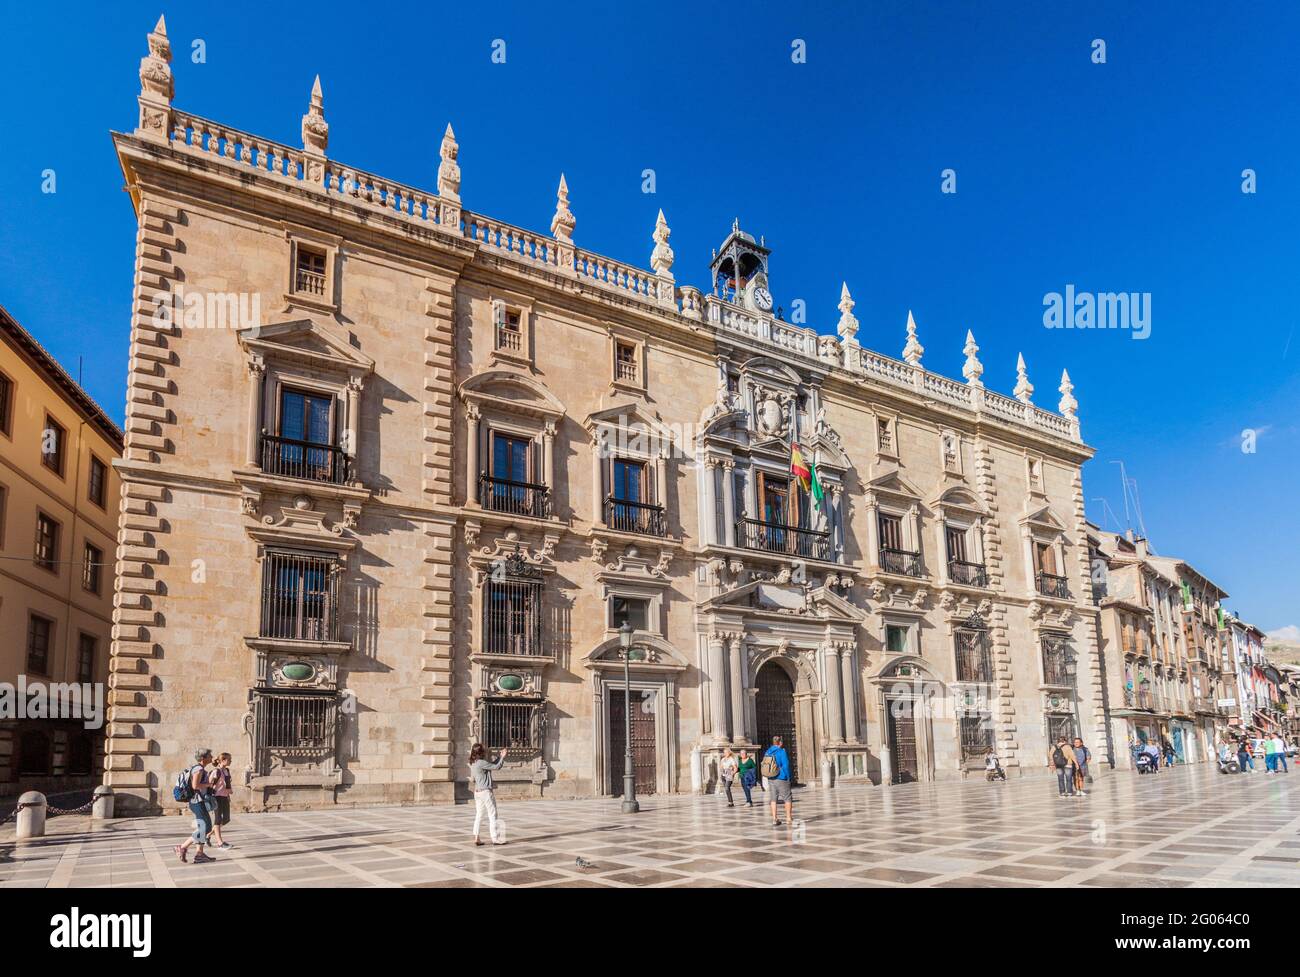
103,19,1102,812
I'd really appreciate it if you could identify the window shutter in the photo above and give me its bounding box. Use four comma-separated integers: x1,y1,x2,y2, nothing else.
493,300,506,330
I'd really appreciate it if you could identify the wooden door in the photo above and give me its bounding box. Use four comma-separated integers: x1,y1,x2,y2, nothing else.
609,689,657,795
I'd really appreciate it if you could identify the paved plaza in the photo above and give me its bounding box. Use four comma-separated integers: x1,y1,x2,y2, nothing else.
2,763,1299,888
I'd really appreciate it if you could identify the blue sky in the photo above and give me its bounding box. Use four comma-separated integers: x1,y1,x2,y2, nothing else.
1,1,1296,629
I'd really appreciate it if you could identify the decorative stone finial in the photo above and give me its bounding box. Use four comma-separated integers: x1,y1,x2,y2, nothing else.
551,174,576,241
962,329,984,387
1013,353,1035,404
1058,369,1078,417
301,75,329,154
139,15,173,101
902,310,925,366
438,123,461,202
650,209,674,278
836,283,859,345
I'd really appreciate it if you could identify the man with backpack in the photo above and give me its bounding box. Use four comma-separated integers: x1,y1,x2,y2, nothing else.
762,735,793,827
173,748,217,864
1047,736,1077,798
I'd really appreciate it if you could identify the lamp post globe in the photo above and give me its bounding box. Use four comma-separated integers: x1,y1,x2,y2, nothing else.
619,621,640,814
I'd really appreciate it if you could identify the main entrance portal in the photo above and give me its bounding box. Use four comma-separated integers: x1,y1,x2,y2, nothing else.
608,689,657,795
755,663,798,782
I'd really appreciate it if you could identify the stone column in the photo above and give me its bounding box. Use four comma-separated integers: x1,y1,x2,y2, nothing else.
466,405,481,505
840,645,860,742
909,502,923,565
592,449,605,526
934,504,950,583
708,632,730,744
542,420,556,506
655,449,669,511
728,634,746,745
346,375,362,475
823,642,845,744
865,491,880,569
702,458,717,545
245,361,265,467
721,461,737,548
830,484,844,560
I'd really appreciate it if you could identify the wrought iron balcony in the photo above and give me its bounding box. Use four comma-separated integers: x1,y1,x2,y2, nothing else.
1036,571,1070,599
604,496,666,537
479,473,550,519
947,558,988,588
261,434,350,485
260,550,342,643
736,517,831,561
880,547,924,578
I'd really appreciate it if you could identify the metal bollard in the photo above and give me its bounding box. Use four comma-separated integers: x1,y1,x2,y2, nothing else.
92,785,115,820
16,791,46,839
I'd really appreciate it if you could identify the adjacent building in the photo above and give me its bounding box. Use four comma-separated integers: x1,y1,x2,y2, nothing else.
0,304,122,796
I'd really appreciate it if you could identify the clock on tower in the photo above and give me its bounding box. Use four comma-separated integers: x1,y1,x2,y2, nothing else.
710,219,773,315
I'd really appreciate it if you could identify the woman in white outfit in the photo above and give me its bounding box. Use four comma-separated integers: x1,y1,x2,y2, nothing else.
719,748,739,808
468,742,507,846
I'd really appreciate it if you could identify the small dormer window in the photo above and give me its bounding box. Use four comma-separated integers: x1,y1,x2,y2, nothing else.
495,306,523,353
877,417,894,456
294,247,327,297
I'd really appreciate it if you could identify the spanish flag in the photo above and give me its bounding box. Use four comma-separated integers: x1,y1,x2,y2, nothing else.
790,442,825,507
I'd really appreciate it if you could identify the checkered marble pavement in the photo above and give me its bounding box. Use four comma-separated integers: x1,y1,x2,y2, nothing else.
3,762,1299,888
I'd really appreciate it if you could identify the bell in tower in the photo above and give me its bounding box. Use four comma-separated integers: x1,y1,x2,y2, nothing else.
710,219,773,314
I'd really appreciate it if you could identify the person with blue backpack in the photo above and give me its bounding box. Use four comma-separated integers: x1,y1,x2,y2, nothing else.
173,748,217,864
762,735,793,827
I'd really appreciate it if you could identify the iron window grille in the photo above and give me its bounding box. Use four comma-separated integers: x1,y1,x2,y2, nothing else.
478,696,544,752
482,552,545,656
1041,635,1073,687
251,690,338,776
260,549,343,642
955,628,992,684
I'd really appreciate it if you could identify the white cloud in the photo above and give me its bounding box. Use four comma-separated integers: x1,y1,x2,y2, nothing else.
1267,625,1300,644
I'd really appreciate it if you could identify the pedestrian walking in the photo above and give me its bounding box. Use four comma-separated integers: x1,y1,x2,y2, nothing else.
719,748,738,807
1071,737,1091,795
762,735,794,827
1049,737,1077,798
1237,737,1253,772
1271,733,1288,773
206,752,234,850
737,750,758,806
468,742,507,846
1161,737,1176,768
1263,734,1277,774
174,748,217,864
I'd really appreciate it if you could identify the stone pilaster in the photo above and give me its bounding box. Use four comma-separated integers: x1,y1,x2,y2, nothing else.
973,435,1019,768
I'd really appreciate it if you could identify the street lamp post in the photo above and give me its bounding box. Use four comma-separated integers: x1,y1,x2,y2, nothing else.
619,622,640,814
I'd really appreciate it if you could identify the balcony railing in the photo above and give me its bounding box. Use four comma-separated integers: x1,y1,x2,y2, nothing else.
261,434,349,485
736,517,831,561
1036,571,1070,599
260,551,342,642
947,559,988,588
480,473,550,519
495,323,522,353
604,496,666,537
880,547,924,578
295,268,326,296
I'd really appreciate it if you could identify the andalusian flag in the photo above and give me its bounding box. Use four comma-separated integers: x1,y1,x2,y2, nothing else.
790,442,825,508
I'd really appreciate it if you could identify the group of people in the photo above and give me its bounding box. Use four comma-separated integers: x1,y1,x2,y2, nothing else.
1048,736,1093,797
716,736,796,827
173,748,235,864
1228,732,1291,774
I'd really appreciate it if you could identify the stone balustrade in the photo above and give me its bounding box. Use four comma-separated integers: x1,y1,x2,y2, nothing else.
156,102,1082,445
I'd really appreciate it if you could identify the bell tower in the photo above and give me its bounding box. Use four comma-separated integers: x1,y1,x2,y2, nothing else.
710,219,772,315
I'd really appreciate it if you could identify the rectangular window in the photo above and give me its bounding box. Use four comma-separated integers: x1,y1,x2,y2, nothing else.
260,550,341,642
35,513,60,572
27,613,53,674
886,624,909,655
279,388,333,445
88,455,107,508
945,525,968,563
42,414,66,476
495,306,523,352
955,629,991,683
610,596,650,632
0,371,12,436
484,572,543,656
614,341,638,383
294,246,327,296
612,458,644,503
252,691,337,776
0,483,7,548
1034,541,1057,575
491,432,530,483
83,542,103,594
1041,635,1072,686
879,512,904,551
959,715,995,760
77,633,97,684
